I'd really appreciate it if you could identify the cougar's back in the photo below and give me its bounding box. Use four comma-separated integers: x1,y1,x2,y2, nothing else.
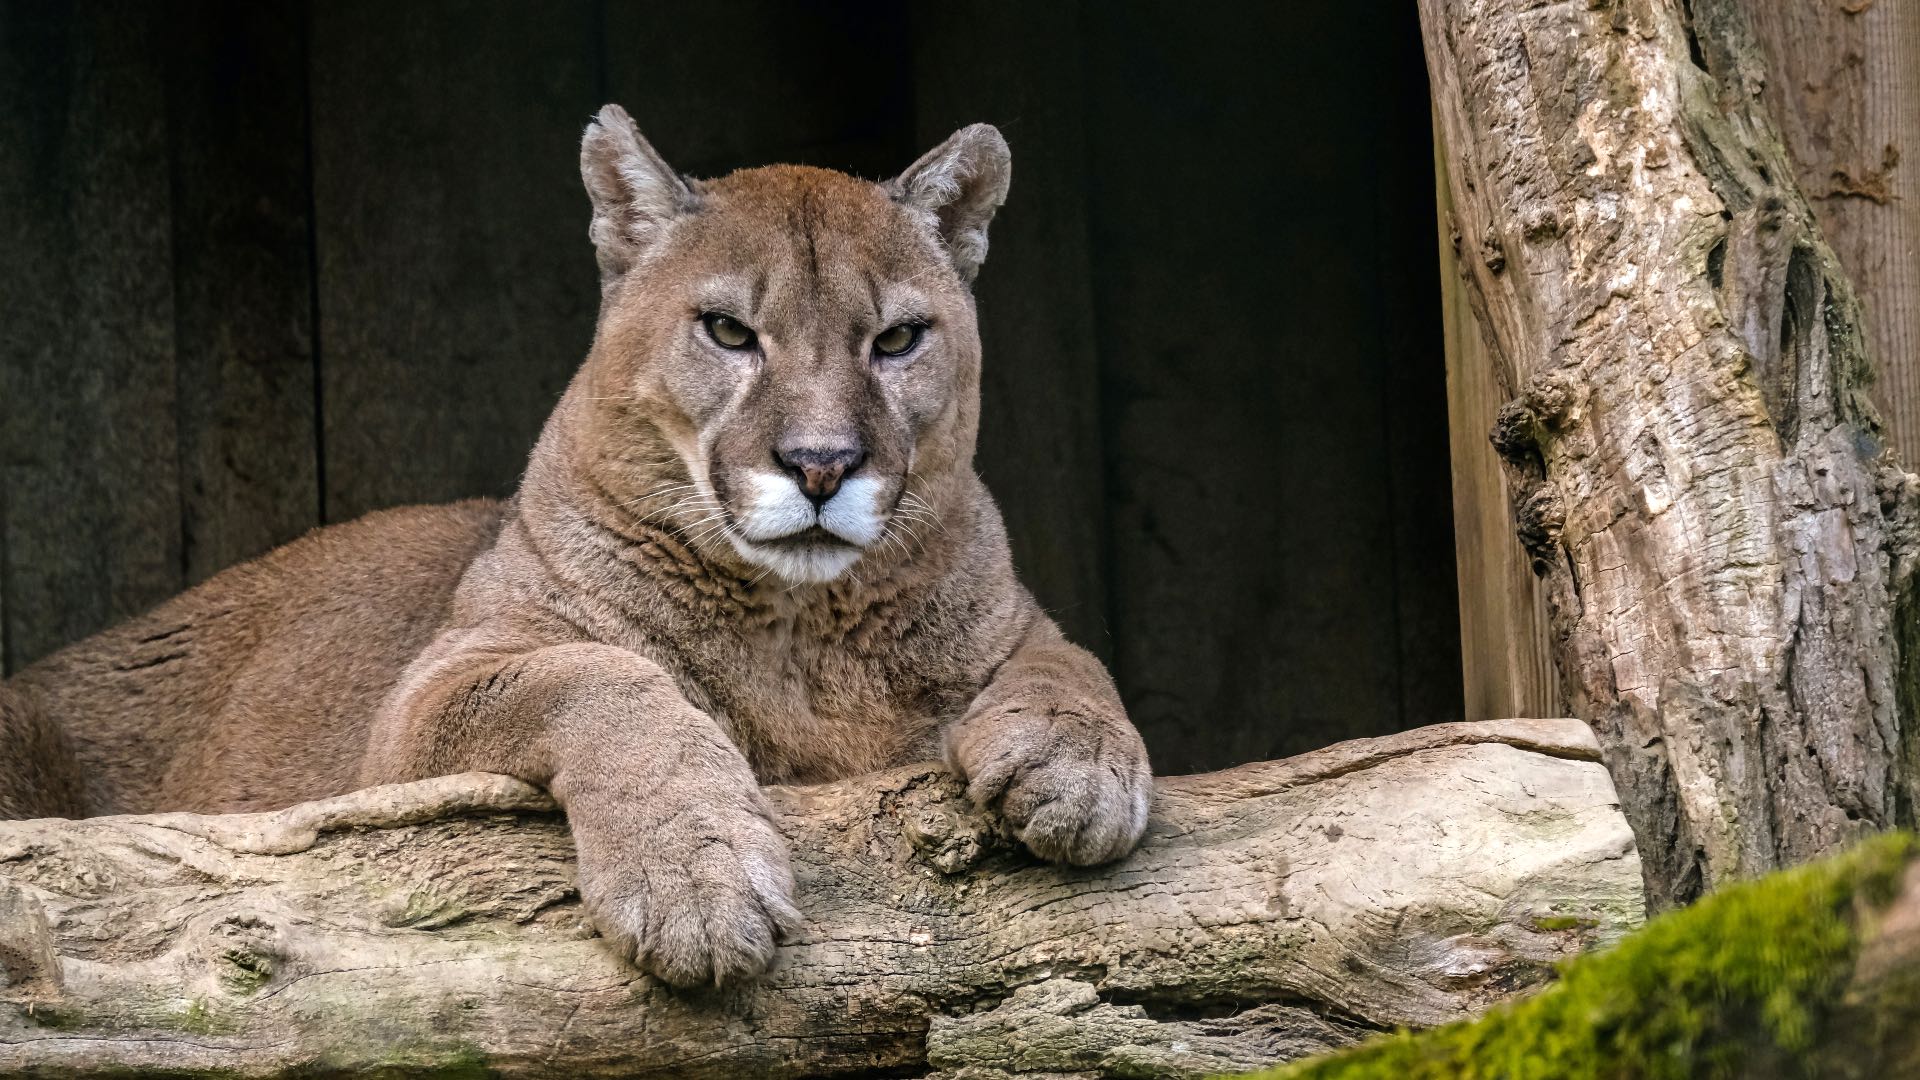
0,500,506,816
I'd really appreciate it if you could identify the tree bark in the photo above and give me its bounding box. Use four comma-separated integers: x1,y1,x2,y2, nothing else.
1420,0,1920,910
0,720,1643,1079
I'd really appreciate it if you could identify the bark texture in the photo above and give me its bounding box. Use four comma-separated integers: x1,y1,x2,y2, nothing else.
1420,0,1920,909
0,720,1643,1078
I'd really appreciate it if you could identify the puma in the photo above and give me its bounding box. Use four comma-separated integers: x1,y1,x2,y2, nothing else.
0,106,1152,986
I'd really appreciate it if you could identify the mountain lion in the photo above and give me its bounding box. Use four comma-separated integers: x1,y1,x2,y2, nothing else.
0,105,1152,986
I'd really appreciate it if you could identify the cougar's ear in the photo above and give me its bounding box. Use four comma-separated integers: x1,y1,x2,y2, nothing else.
580,104,695,280
888,124,1011,285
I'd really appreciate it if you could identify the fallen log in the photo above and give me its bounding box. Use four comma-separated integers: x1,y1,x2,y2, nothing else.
0,719,1643,1078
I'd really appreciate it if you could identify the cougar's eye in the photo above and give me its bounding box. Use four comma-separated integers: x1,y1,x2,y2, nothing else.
702,313,756,351
873,322,923,358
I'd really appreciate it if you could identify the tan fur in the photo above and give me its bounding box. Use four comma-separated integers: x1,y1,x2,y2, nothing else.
0,107,1151,986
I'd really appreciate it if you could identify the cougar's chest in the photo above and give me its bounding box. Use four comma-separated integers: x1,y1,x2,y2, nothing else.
683,613,944,783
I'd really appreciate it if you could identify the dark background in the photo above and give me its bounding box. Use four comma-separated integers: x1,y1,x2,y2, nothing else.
0,1,1461,774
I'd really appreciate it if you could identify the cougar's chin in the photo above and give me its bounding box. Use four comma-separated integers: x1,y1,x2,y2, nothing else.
727,533,865,584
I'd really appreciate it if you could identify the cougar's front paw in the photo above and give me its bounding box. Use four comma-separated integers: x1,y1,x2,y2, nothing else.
951,704,1152,866
572,797,801,987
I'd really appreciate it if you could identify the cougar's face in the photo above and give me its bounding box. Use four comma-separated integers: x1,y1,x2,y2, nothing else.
590,167,981,584
575,108,1006,584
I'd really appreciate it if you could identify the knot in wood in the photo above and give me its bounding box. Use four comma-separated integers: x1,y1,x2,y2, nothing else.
208,916,280,996
1490,399,1540,462
1516,485,1567,572
1524,370,1581,427
1481,226,1507,273
903,801,991,874
1522,207,1561,241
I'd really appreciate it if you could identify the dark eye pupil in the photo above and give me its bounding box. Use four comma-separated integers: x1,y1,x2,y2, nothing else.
876,324,918,356
704,314,753,349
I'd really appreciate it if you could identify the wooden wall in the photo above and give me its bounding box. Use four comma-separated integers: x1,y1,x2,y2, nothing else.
1432,120,1563,723
0,0,1461,773
1737,0,1920,470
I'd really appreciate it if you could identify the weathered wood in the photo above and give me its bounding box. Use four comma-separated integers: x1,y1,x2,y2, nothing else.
1419,0,1920,907
906,1,1111,659
307,0,601,522
1081,5,1461,773
0,1,182,673
602,0,914,183
0,720,1642,1078
166,0,321,583
1738,0,1920,470
1432,112,1563,723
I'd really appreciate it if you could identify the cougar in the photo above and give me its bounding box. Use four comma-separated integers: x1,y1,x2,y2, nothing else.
0,105,1153,986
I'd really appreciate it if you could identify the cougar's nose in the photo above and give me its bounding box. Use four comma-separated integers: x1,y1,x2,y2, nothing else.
774,443,866,507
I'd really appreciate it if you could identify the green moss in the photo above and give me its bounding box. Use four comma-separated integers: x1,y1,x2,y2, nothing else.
172,996,239,1037
217,944,274,995
373,1043,497,1079
276,1041,497,1079
179,997,214,1035
1245,831,1916,1080
1529,915,1600,933
14,999,83,1029
387,886,469,930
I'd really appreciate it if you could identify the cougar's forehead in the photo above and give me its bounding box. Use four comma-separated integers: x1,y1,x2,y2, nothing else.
674,166,945,315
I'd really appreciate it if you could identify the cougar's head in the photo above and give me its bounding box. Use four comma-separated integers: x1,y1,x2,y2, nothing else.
571,105,1008,585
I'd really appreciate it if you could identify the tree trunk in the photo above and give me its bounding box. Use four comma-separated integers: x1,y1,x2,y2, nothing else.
1420,0,1920,910
0,720,1643,1079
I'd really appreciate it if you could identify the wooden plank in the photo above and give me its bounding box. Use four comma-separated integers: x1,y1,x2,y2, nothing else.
308,0,602,521
1431,116,1562,723
1080,4,1436,772
0,1,181,672
601,1,913,182
1736,0,1920,468
166,0,320,583
905,2,1111,659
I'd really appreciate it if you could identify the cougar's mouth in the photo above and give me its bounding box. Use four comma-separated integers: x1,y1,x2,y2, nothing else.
762,525,856,547
708,469,891,583
726,527,867,585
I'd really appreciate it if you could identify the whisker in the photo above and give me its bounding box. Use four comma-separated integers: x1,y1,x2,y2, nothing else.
877,521,911,562
684,515,735,548
901,490,945,520
623,485,717,512
891,506,945,537
895,516,930,554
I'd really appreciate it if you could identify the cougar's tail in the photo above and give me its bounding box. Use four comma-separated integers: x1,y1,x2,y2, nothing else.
0,681,86,818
